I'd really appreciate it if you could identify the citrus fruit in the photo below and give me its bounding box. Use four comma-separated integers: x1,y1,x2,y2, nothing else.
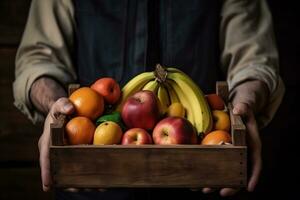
91,77,121,104
93,121,123,145
201,130,231,145
65,116,95,145
69,87,104,120
95,111,126,131
167,102,185,118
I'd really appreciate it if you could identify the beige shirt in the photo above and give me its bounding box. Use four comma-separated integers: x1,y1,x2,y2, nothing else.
13,0,285,127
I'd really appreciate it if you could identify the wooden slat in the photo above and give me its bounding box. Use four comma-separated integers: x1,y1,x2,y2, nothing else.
50,145,247,188
0,168,53,200
51,115,66,146
228,103,246,146
216,81,229,103
0,0,31,45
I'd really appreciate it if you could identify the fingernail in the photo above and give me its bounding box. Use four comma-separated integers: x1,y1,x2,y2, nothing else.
63,104,73,112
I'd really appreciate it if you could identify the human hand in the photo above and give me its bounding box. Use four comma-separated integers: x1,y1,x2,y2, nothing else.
201,81,264,196
38,97,75,191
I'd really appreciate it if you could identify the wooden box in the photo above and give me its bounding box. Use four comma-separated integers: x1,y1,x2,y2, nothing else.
50,82,247,188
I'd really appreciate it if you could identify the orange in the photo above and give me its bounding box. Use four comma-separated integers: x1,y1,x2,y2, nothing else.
69,87,104,120
91,77,121,105
212,110,230,131
93,121,123,145
65,116,95,145
201,130,231,145
167,102,185,118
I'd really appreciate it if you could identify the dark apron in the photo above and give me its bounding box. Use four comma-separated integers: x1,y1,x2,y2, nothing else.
73,0,223,93
61,0,223,199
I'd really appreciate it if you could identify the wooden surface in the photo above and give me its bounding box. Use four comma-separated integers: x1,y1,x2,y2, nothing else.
216,81,229,103
50,82,247,188
228,103,246,146
216,82,246,146
51,145,247,188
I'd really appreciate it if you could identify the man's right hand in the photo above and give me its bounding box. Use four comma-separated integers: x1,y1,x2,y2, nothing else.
38,97,74,191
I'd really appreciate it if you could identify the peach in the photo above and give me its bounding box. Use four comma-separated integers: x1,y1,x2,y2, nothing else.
212,110,230,132
205,94,225,110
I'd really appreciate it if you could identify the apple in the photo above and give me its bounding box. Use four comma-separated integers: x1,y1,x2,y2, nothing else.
122,128,153,145
91,77,121,104
205,94,225,110
212,110,230,131
152,117,197,144
122,90,160,130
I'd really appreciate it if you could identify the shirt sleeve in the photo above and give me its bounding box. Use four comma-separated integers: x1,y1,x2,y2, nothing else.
220,0,285,128
13,0,76,124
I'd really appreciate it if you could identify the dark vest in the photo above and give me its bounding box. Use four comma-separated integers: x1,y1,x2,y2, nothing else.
73,0,223,93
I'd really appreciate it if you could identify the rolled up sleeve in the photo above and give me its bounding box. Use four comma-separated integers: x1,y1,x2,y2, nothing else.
13,0,76,124
220,0,285,128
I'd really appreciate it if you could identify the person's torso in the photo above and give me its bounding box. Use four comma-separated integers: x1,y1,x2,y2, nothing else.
73,0,223,93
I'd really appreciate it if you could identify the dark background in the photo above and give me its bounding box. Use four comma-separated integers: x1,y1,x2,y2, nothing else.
0,1,297,199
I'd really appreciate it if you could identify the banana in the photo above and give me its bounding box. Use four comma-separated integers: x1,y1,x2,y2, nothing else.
157,84,170,114
142,79,159,93
168,69,213,134
166,82,180,104
115,72,155,111
167,72,213,135
166,80,195,128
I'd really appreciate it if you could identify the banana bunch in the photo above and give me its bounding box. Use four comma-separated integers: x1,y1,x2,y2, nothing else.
116,65,213,135
166,68,213,135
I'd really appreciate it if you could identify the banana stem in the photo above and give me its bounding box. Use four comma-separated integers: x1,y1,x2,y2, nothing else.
154,64,168,83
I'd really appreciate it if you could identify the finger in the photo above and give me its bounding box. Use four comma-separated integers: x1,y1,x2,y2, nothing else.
190,188,200,192
248,156,262,192
232,102,249,116
247,121,262,192
202,187,215,194
50,97,75,119
244,110,262,192
220,188,239,197
39,137,51,192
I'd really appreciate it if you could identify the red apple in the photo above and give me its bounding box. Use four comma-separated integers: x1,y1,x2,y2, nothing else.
91,77,121,104
122,128,153,145
152,117,198,144
205,94,225,110
121,90,160,130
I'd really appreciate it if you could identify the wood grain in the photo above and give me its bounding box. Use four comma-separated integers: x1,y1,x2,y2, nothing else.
50,145,247,188
228,103,246,146
216,81,229,103
49,82,247,188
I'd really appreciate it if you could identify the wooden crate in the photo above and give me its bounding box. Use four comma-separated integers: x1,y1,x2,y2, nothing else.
50,82,247,188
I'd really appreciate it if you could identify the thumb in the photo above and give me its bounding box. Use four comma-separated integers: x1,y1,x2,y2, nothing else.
50,98,75,119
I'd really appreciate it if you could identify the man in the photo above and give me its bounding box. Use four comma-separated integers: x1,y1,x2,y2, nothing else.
13,0,285,199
